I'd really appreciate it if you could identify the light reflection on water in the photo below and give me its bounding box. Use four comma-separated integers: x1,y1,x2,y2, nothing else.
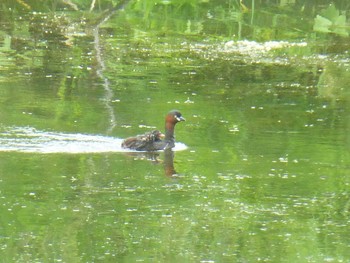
0,126,187,153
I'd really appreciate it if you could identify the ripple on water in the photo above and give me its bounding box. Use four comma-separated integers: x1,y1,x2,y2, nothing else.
0,126,187,154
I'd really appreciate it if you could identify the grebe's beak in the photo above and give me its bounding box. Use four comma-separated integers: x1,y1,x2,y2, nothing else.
176,116,185,122
159,133,166,139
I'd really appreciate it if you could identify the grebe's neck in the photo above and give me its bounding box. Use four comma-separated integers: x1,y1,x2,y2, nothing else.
165,121,175,141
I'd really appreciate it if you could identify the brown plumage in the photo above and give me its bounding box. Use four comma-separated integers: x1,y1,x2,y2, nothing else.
121,130,164,151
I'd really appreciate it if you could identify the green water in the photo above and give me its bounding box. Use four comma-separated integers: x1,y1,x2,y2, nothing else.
1,1,350,262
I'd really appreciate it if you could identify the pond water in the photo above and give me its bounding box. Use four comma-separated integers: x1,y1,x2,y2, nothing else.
1,2,350,262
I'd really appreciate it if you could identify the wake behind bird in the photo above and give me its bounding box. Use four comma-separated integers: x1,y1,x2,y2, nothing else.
0,126,187,154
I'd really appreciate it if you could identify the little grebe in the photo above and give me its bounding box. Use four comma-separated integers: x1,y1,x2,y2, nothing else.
121,110,185,151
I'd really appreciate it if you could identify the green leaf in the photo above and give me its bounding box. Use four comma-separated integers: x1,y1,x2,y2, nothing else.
334,14,346,27
334,15,349,36
313,15,332,33
321,4,339,21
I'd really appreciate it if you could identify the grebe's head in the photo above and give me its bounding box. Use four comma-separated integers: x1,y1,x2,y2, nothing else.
166,110,185,124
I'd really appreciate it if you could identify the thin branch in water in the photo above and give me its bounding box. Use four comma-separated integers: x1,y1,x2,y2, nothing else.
62,0,79,11
93,27,117,134
91,0,132,134
90,0,96,12
16,0,31,10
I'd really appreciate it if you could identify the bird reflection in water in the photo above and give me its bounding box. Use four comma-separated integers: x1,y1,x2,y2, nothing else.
163,149,177,177
123,148,178,177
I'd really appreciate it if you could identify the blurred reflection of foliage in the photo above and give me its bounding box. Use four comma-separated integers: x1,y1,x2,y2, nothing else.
317,62,350,101
313,3,349,36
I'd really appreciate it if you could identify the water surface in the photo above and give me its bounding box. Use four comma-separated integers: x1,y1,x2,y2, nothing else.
1,2,350,262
